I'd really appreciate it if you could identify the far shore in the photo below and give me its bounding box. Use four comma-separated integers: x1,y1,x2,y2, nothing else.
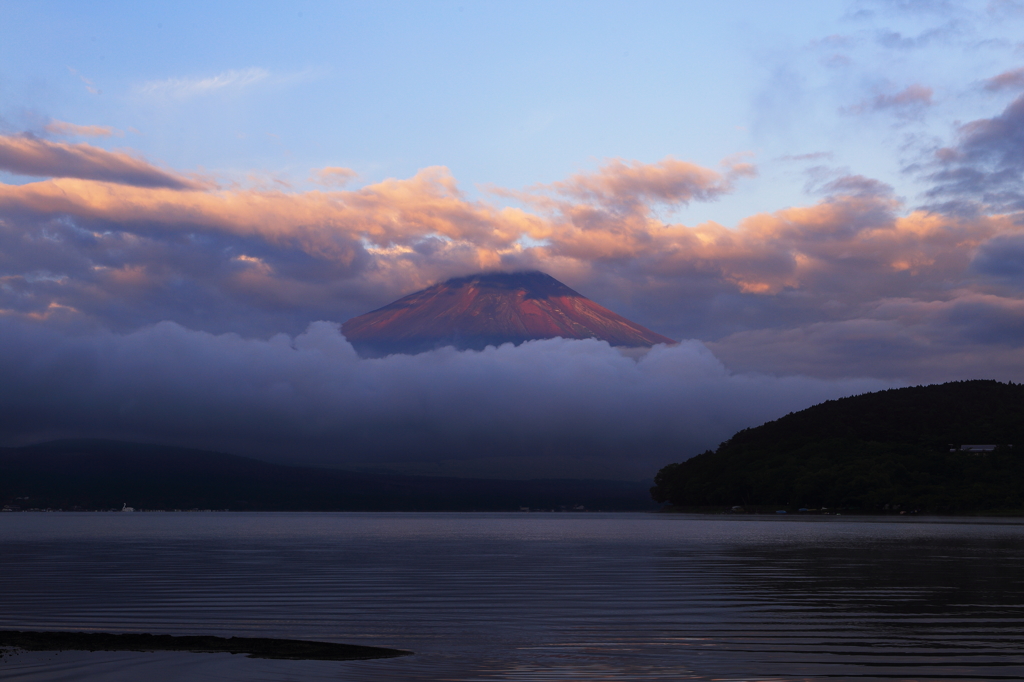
0,630,410,661
2,507,1023,518
654,506,1024,518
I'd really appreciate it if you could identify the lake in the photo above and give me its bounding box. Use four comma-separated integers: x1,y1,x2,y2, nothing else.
1,512,1022,681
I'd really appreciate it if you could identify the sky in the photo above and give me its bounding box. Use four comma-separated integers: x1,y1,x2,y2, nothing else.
1,1,1024,479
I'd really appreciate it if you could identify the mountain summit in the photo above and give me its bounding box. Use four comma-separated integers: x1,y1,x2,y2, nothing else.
342,271,675,356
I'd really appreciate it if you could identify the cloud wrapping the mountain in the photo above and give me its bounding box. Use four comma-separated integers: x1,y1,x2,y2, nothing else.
0,316,888,479
0,127,1022,385
1,99,1023,477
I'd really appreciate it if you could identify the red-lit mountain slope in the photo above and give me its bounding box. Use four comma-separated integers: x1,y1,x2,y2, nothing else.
341,271,675,357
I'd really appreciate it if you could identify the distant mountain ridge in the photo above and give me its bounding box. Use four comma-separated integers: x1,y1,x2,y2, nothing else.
0,439,654,512
342,271,674,356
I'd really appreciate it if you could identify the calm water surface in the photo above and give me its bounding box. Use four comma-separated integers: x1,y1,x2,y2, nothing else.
1,512,1022,681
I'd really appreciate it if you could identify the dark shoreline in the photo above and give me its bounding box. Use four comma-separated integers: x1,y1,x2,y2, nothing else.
654,506,1024,519
0,630,411,661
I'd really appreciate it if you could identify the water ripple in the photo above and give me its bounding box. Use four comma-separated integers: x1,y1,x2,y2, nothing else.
1,513,1022,681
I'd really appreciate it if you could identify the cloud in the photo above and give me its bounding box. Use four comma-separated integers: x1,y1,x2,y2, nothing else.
970,233,1024,278
44,120,121,138
846,84,934,116
778,152,835,162
0,135,207,189
982,67,1024,91
708,293,1024,382
310,166,358,187
871,84,934,109
66,66,100,95
924,92,1024,213
0,164,520,254
0,165,536,333
0,317,889,479
527,155,755,213
487,156,757,262
817,174,896,198
0,143,1021,386
137,68,271,99
875,19,964,49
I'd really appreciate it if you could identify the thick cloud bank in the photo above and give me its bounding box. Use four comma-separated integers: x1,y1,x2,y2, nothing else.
0,318,888,480
1,129,1022,383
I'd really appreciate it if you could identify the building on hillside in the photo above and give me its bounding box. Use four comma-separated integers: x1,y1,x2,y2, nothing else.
953,444,1010,454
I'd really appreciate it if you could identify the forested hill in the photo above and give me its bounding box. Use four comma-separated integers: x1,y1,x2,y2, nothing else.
651,380,1024,513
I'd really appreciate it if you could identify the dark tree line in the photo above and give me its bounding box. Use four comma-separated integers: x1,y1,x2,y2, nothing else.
651,380,1024,512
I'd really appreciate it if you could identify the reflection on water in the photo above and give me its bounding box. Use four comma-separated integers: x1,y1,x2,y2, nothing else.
1,512,1022,681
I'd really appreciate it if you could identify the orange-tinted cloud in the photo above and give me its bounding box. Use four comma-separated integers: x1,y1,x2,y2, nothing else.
0,135,205,190
310,166,358,187
844,84,934,117
43,120,122,138
871,84,933,109
0,142,1022,382
983,67,1024,92
538,156,752,211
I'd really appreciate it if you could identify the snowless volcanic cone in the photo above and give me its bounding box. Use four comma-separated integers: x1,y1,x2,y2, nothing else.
342,271,676,357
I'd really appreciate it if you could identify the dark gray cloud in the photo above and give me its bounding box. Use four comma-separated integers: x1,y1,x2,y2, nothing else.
0,316,889,480
708,304,1024,383
819,174,896,198
946,297,1024,345
925,93,1024,213
971,233,1024,279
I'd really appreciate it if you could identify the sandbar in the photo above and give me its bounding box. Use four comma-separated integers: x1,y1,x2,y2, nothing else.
0,630,410,661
